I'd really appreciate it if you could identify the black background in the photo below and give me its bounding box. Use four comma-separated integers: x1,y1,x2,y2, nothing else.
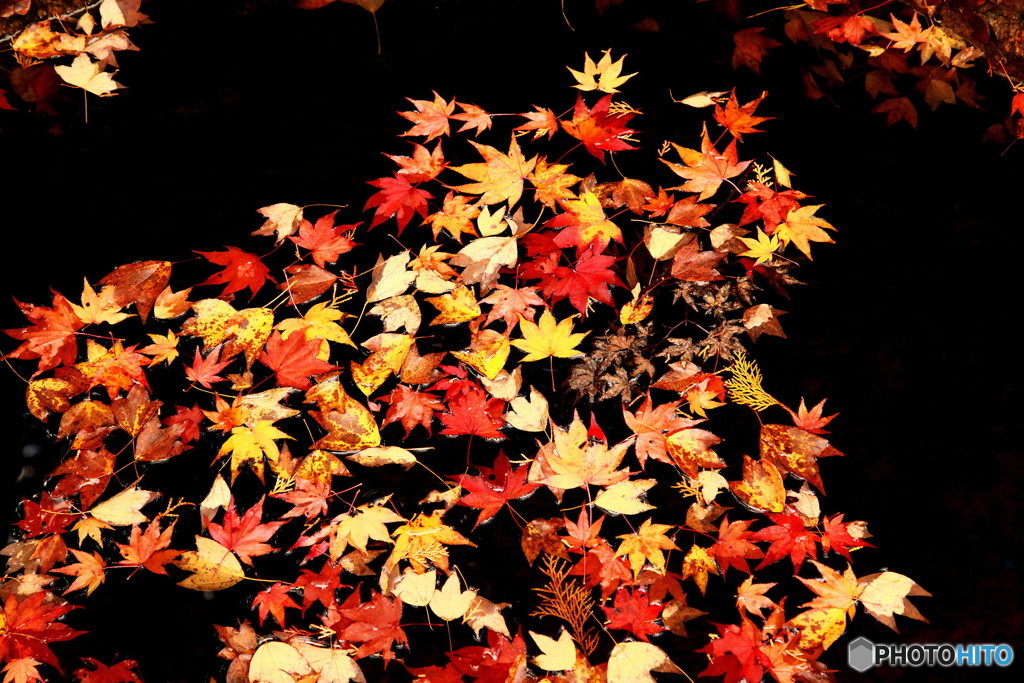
0,0,1020,680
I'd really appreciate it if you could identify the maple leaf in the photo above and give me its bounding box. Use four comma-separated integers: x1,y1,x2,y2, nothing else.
622,394,698,468
426,192,480,242
615,519,679,576
329,499,405,557
196,246,273,299
54,54,120,96
512,310,588,362
661,133,751,201
798,560,862,613
438,386,505,439
775,204,836,259
378,384,443,436
857,571,930,631
568,49,636,94
0,591,83,668
386,509,475,575
53,548,106,596
515,106,559,140
139,331,178,365
116,520,180,575
399,90,455,141
258,331,336,390
364,174,433,233
252,582,300,628
671,238,726,281
789,397,838,434
294,560,345,611
699,616,767,683
289,211,357,267
760,424,843,493
561,94,637,161
549,190,622,252
70,279,132,326
710,518,764,575
386,141,447,182
453,453,540,527
529,157,581,208
2,658,43,683
207,497,286,566
184,347,230,389
732,27,781,73
480,284,544,331
602,587,664,641
873,96,918,128
71,658,142,683
713,90,773,140
886,12,930,51
736,577,777,618
752,512,819,571
542,246,623,316
218,421,293,483
4,292,85,375
451,102,492,136
338,591,409,663
820,513,874,561
450,137,536,207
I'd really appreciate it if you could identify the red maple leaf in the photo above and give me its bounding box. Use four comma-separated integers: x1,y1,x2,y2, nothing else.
699,616,768,683
72,658,143,683
622,394,698,468
207,497,286,566
398,91,455,141
736,182,807,233
452,453,541,527
364,174,433,233
50,448,116,510
378,385,444,437
713,90,773,140
561,94,637,161
289,211,358,267
661,132,751,201
812,13,876,45
570,539,633,598
294,560,345,611
602,587,665,641
195,246,273,298
671,239,726,281
710,518,764,575
116,520,180,576
751,512,819,571
3,292,84,375
252,582,301,628
16,494,74,538
0,591,84,668
789,397,838,434
338,590,408,664
732,27,781,73
258,331,336,390
184,347,231,389
448,631,527,682
820,513,874,561
532,245,622,316
438,387,505,440
163,403,204,444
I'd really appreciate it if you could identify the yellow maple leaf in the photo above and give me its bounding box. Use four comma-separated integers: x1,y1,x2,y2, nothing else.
529,630,578,671
567,49,637,94
330,499,405,559
218,420,293,483
452,328,511,380
276,301,354,358
739,228,780,265
385,510,475,575
512,310,588,363
427,192,481,242
54,53,121,96
681,544,719,594
70,279,132,326
140,331,179,365
424,285,482,326
450,137,537,206
616,519,680,577
528,413,631,491
775,204,836,259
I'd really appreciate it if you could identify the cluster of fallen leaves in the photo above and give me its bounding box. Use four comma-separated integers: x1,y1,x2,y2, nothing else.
0,0,146,112
718,0,1024,141
0,51,927,682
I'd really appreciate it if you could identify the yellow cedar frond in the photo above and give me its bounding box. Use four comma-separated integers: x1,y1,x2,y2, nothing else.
724,350,780,412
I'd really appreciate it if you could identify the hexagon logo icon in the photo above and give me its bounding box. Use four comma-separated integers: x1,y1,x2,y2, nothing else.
848,636,875,672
